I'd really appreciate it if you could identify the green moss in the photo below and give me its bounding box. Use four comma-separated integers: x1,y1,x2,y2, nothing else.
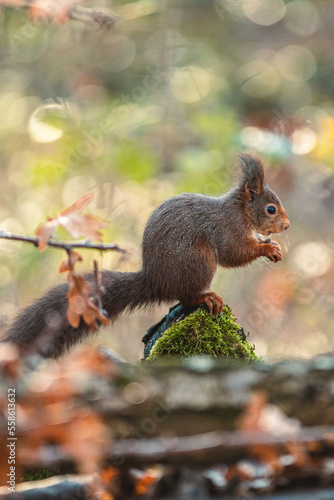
20,469,60,482
147,305,261,363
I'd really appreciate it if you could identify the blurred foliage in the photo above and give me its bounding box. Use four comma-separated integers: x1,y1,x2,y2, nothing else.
0,0,334,360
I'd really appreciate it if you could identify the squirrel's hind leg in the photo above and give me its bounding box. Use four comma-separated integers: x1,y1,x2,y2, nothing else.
185,292,224,316
174,244,222,315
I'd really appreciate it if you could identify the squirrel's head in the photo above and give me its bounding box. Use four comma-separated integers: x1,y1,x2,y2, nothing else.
238,153,290,236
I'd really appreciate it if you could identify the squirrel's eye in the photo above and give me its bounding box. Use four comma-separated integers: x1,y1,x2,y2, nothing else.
267,205,276,215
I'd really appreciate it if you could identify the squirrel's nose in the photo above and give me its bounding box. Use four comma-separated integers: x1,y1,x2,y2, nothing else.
284,221,290,231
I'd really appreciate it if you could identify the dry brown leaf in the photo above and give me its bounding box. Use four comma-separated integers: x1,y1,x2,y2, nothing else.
35,193,108,250
59,213,107,241
67,297,83,328
35,195,111,331
83,301,109,331
61,193,94,214
59,249,83,273
67,272,109,331
68,273,92,297
35,219,58,251
57,193,107,241
67,274,92,328
82,302,99,331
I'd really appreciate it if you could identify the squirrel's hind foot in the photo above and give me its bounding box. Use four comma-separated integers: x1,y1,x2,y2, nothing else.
185,292,224,316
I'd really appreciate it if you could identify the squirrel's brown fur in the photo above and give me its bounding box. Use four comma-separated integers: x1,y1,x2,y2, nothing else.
1,153,289,358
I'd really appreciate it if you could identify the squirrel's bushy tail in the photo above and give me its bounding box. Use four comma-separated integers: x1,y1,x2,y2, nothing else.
102,270,152,317
1,270,152,359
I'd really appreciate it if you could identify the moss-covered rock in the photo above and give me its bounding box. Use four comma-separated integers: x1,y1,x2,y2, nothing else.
146,305,261,363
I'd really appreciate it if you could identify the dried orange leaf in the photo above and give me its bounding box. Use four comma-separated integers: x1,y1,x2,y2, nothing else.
63,253,109,332
82,306,99,331
58,213,108,241
66,273,110,331
35,193,108,248
67,301,81,328
35,219,59,251
83,301,109,332
60,193,95,216
67,287,90,329
59,260,69,273
59,250,83,273
68,274,92,299
55,194,108,241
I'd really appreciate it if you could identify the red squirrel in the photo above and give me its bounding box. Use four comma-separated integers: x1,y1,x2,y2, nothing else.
2,153,289,358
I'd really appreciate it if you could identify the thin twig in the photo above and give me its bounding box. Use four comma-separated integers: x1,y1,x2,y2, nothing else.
0,230,127,254
93,258,104,311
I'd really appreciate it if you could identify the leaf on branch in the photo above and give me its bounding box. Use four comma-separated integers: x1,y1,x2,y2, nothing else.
34,194,111,331
35,218,59,251
62,193,95,214
56,193,108,240
35,193,108,250
59,250,83,273
67,269,109,331
67,274,92,328
82,300,109,332
58,213,107,241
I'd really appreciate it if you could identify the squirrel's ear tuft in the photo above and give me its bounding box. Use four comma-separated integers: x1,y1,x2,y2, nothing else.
239,153,264,197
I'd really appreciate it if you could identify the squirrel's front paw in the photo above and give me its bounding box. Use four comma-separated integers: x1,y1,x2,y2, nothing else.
261,241,282,263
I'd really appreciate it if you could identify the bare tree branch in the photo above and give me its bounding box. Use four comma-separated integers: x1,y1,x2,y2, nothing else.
0,229,126,254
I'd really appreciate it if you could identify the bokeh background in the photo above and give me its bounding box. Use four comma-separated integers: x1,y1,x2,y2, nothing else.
0,0,333,362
